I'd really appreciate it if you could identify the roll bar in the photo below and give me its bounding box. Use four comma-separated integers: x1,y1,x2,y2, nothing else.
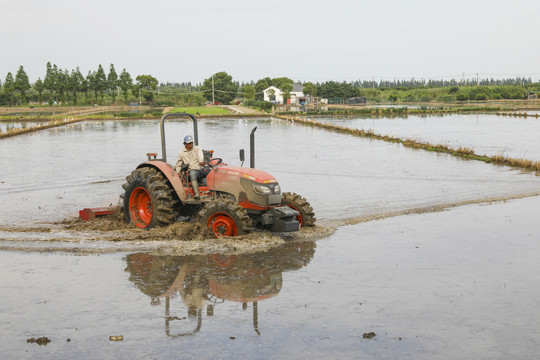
160,113,198,163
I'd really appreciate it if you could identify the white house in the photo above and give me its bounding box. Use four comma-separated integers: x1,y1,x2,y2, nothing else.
263,84,306,105
263,86,283,103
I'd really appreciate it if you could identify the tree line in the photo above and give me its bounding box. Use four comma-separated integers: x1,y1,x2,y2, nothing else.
0,62,160,106
1,65,539,106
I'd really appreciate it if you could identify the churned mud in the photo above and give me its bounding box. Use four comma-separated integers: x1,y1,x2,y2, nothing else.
26,337,51,346
2,190,538,255
0,207,336,255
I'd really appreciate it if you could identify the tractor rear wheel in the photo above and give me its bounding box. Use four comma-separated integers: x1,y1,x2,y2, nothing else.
198,198,252,237
122,167,179,229
281,192,316,227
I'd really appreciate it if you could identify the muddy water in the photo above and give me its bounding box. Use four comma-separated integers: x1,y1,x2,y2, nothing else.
317,113,540,160
2,116,540,358
1,117,540,245
2,196,540,359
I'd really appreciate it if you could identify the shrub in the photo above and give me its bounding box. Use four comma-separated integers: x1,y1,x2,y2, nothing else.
244,99,274,111
475,93,488,100
511,92,524,99
403,95,416,102
438,95,457,102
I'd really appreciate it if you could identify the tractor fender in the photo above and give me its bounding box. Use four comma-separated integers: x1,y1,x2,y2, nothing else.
137,161,187,204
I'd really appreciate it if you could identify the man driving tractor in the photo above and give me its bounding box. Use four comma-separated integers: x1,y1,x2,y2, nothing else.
175,135,210,200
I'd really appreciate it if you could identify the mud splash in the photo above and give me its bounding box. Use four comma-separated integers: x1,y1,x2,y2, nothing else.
2,191,538,255
0,209,336,255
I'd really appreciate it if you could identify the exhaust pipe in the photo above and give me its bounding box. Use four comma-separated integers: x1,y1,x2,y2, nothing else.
250,126,257,168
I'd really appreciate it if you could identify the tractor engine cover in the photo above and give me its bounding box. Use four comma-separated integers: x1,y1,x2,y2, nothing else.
270,206,300,232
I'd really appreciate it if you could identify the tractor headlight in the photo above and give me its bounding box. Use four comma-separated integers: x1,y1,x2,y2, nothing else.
273,184,280,194
253,183,272,195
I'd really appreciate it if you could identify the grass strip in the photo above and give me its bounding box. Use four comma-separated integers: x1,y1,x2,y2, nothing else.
0,118,87,139
170,107,230,115
496,111,540,118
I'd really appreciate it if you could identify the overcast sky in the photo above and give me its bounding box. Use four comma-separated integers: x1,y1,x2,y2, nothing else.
1,0,539,84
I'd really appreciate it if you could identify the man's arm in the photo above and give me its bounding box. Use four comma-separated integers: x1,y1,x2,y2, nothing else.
197,147,205,166
175,152,184,173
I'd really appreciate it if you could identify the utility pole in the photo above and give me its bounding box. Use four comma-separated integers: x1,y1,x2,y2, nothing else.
476,73,479,86
212,75,215,104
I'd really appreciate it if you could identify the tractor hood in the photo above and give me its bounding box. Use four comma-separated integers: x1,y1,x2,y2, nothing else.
210,165,277,184
207,165,281,209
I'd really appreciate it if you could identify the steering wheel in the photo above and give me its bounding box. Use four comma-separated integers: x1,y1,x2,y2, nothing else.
207,158,223,168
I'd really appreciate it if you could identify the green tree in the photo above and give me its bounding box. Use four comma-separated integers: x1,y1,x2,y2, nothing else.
201,71,238,104
303,82,317,96
43,62,58,104
70,67,85,105
93,64,108,103
254,77,272,100
107,64,119,103
14,66,31,104
119,69,133,103
56,69,69,104
271,77,293,92
4,72,15,105
318,81,359,99
243,84,255,100
86,71,96,103
34,78,45,103
135,74,158,103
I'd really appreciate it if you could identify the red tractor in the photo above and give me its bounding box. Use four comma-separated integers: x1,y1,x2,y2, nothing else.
122,113,315,236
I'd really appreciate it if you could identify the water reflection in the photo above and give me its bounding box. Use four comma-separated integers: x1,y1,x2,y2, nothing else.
125,241,316,336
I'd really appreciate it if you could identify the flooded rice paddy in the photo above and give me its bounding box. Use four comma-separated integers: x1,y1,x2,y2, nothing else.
1,115,540,358
0,121,49,133
318,113,540,161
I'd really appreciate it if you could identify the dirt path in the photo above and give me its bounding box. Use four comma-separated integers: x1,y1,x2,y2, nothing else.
222,105,264,115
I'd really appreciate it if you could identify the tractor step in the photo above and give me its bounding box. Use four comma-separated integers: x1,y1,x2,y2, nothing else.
79,207,119,221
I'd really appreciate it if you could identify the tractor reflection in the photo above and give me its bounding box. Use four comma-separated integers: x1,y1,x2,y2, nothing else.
125,241,316,337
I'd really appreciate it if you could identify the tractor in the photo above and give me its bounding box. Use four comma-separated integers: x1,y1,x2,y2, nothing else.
122,113,315,236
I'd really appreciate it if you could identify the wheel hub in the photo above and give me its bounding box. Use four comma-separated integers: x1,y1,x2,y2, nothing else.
209,213,238,237
129,187,153,228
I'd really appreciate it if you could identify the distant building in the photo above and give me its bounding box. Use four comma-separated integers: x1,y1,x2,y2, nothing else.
263,84,305,105
528,94,538,100
263,86,283,103
289,83,306,105
346,96,367,105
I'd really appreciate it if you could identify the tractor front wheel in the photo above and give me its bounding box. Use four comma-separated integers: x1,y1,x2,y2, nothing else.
122,167,179,229
198,199,252,237
281,192,316,228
